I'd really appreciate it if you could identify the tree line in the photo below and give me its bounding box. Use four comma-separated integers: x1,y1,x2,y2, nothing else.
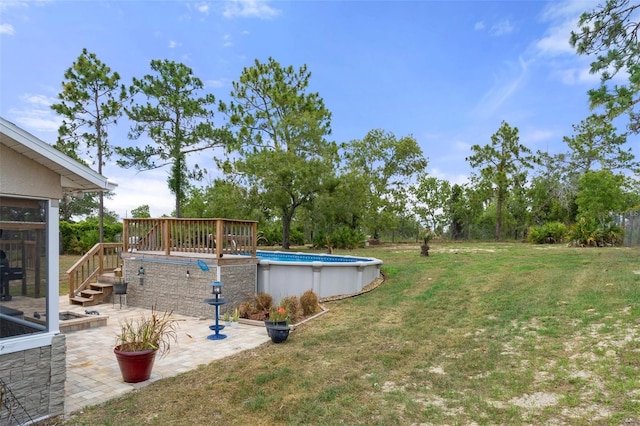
54,0,640,251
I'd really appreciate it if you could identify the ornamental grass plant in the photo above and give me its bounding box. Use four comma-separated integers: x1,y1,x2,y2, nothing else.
115,306,179,358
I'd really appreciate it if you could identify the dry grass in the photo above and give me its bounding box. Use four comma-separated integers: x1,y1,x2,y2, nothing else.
65,242,640,425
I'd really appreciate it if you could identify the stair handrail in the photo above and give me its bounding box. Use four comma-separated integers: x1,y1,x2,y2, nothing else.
67,242,122,299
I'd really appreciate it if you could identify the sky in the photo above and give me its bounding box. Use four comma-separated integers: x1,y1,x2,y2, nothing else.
0,0,618,219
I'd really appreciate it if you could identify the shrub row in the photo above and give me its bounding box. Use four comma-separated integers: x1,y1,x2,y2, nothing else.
60,220,123,254
238,289,321,323
528,219,623,247
311,226,366,250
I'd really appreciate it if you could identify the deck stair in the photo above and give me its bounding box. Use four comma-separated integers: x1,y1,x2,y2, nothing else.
69,273,116,307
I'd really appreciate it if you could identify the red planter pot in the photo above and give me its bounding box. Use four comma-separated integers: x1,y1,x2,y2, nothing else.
114,346,157,383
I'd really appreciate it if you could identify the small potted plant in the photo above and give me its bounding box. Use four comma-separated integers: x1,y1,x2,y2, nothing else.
113,306,179,383
223,311,231,327
264,305,290,343
232,308,239,328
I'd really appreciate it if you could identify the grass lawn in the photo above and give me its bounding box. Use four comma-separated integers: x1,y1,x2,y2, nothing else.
64,242,640,425
59,255,79,296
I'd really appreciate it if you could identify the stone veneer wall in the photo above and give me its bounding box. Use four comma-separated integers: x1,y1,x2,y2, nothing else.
0,333,66,424
122,255,257,319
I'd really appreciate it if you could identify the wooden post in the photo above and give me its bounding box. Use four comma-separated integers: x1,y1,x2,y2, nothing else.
123,219,129,253
163,219,171,256
252,222,258,257
216,220,223,258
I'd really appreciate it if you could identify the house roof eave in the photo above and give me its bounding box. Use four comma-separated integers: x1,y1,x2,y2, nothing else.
0,116,117,193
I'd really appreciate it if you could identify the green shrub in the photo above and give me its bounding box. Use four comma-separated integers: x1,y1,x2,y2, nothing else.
569,217,623,246
257,223,304,246
289,227,305,246
603,222,623,246
59,219,123,254
570,217,601,246
79,230,100,253
256,223,281,246
312,226,365,250
527,222,568,244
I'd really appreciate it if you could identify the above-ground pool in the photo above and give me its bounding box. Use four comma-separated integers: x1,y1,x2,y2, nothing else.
255,251,383,303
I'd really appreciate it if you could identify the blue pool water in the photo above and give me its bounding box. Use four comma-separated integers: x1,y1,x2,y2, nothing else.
255,251,372,263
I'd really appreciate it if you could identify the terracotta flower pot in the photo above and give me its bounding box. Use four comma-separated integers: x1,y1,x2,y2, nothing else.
114,346,157,383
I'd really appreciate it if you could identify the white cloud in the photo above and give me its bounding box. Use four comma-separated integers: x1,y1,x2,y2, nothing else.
536,0,601,57
428,167,470,186
223,34,232,47
472,56,530,119
21,93,56,107
555,65,600,85
196,2,210,15
491,19,514,36
168,40,182,48
474,19,514,36
454,140,471,153
9,108,59,133
102,157,225,219
0,23,15,35
541,0,598,22
0,1,30,12
205,79,226,88
222,0,280,20
8,93,60,133
102,167,175,218
532,1,613,87
521,128,555,143
535,16,577,56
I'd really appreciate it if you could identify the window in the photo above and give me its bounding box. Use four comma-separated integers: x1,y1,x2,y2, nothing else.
0,196,48,339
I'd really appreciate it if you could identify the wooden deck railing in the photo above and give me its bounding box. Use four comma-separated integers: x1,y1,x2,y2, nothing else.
66,242,121,299
122,218,258,257
66,219,257,300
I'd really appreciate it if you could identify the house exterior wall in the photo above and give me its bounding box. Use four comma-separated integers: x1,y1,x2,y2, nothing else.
0,144,62,199
1,117,112,423
0,333,66,424
122,255,258,319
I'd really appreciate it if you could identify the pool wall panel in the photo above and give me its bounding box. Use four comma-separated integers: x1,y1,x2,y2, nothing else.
256,253,382,304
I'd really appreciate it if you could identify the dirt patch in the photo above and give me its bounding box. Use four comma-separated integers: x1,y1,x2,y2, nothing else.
510,392,559,408
428,366,446,375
